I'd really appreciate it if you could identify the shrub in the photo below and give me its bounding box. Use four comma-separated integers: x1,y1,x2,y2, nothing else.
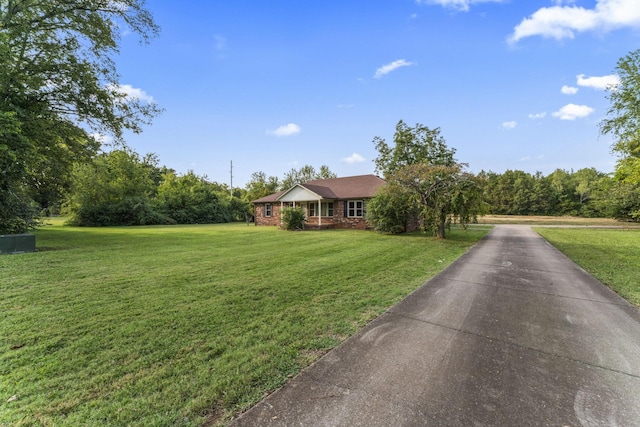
281,207,305,230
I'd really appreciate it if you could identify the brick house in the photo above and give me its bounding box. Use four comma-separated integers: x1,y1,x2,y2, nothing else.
252,174,386,229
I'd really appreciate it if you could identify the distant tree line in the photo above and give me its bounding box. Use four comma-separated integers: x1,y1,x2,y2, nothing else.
478,168,639,220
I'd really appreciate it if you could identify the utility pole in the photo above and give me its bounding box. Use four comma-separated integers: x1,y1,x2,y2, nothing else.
230,160,233,196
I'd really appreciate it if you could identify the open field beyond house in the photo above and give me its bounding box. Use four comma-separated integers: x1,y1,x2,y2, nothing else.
0,222,488,426
479,214,640,227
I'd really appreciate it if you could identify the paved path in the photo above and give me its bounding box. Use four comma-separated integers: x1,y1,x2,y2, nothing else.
229,225,640,426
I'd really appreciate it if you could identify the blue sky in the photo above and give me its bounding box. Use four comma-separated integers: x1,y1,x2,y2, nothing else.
115,0,640,187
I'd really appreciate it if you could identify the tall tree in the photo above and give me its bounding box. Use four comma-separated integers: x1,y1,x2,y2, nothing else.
600,49,640,185
373,120,456,177
369,121,483,238
0,0,160,232
389,163,483,238
244,171,280,202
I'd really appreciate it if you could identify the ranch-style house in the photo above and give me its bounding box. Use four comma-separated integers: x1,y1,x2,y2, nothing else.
253,174,386,229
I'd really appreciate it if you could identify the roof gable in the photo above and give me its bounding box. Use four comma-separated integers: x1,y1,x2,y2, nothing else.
277,185,324,202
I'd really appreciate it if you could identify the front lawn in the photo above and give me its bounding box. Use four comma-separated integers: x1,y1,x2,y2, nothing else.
0,222,487,426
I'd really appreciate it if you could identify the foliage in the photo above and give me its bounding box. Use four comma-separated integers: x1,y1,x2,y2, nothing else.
370,121,482,238
280,164,337,190
390,163,484,238
0,111,41,233
591,179,640,221
366,184,417,234
65,149,166,226
244,171,280,203
0,0,160,229
478,168,611,218
281,207,306,230
373,120,456,177
0,223,488,425
155,171,234,224
600,49,640,184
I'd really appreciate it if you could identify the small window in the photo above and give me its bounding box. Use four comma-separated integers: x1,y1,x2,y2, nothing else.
265,203,273,217
347,200,364,217
308,203,316,217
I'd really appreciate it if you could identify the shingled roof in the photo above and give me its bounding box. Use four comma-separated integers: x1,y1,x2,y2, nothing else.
252,174,385,203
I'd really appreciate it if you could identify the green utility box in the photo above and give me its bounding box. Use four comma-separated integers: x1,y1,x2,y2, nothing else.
0,234,36,254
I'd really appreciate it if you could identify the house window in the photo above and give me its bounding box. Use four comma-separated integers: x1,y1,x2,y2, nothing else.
347,200,364,217
321,202,334,217
265,204,272,217
309,202,334,217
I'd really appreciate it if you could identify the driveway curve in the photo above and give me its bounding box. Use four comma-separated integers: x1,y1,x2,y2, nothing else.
229,225,640,426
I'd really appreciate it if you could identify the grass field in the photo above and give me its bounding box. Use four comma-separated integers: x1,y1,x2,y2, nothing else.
0,221,488,426
534,227,640,307
479,214,640,227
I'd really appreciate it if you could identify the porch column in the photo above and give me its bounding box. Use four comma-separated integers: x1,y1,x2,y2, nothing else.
318,199,321,227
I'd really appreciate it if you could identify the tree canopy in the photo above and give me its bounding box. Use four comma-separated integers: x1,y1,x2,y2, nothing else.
368,121,483,238
373,120,456,177
279,164,337,190
601,48,640,185
0,0,161,233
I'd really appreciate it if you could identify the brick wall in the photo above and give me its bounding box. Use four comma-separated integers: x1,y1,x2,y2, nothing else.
254,203,282,227
254,201,371,229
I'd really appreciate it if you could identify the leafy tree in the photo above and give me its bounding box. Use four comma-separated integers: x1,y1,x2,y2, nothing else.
546,169,579,215
373,120,456,177
601,49,640,185
389,163,484,238
280,165,336,190
245,171,280,202
370,122,483,238
0,112,40,233
573,168,607,215
593,180,640,221
0,0,160,229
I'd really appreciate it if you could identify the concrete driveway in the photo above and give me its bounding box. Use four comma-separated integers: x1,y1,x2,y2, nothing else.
229,225,640,426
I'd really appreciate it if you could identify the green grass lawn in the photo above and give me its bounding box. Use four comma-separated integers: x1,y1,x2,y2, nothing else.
1,222,488,426
535,228,640,307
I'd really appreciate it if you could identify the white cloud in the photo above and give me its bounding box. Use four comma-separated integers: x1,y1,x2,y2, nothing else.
415,0,505,12
374,59,414,79
552,103,594,120
576,73,620,90
502,121,517,129
267,123,301,137
528,112,547,119
561,85,579,95
509,0,640,44
112,84,154,102
342,153,366,164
